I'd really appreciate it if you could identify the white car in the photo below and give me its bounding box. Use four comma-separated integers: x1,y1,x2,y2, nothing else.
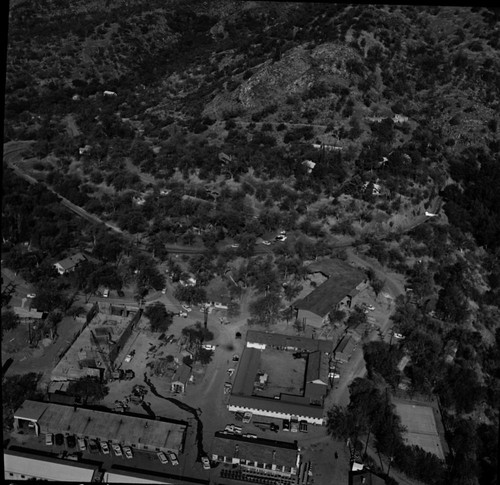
181,305,192,312
162,288,167,294
224,424,242,434
201,456,211,470
77,438,86,451
158,451,169,464
261,240,271,246
27,293,36,299
366,305,375,311
112,443,122,456
103,288,109,298
393,332,404,339
275,235,287,242
123,446,133,459
202,344,216,351
100,441,110,454
230,244,240,248
168,451,179,466
45,433,53,446
124,354,133,363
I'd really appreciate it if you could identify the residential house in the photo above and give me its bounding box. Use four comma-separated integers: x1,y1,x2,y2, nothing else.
171,363,192,394
53,252,87,275
302,160,316,174
103,90,117,96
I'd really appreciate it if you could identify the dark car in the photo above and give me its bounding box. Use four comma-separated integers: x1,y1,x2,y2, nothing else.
66,435,76,448
235,412,244,422
282,419,290,431
117,290,125,297
89,439,99,453
55,433,64,446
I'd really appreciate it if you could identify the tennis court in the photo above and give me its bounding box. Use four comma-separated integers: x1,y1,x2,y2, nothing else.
394,401,445,460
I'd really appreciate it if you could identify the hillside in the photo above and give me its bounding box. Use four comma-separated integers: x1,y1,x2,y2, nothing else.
3,3,500,485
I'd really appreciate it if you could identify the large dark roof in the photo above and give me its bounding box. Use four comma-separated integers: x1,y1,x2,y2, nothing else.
294,260,366,317
230,348,261,396
246,330,332,353
229,394,325,418
211,432,298,467
305,258,364,278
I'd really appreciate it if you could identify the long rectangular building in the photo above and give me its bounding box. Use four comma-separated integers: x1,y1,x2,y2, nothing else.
14,400,187,454
211,431,300,485
4,449,99,482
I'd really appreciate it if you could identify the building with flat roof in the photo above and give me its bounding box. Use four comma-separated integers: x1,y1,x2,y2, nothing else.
228,333,332,425
14,400,187,454
211,431,305,485
293,259,367,327
104,465,210,484
246,330,332,353
4,449,99,482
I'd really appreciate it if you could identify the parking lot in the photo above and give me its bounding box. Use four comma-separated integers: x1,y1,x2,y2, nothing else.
8,418,211,480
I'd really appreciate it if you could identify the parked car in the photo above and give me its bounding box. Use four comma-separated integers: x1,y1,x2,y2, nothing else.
242,412,253,423
66,435,76,448
299,421,308,433
243,433,257,439
103,288,109,298
290,418,299,433
181,305,192,312
123,446,133,459
124,354,133,363
202,344,216,351
112,443,122,457
77,438,87,451
117,290,125,297
225,424,242,434
179,311,188,318
275,235,287,242
157,451,169,464
55,434,64,446
168,451,179,466
235,412,244,422
261,240,271,245
282,419,290,431
165,334,175,344
100,441,110,454
162,288,167,294
27,293,36,299
232,354,239,362
89,439,99,453
227,368,235,377
45,433,53,446
393,332,404,339
201,456,211,470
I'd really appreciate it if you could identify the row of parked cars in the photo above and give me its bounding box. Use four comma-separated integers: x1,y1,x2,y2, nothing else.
45,433,134,459
157,451,179,466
